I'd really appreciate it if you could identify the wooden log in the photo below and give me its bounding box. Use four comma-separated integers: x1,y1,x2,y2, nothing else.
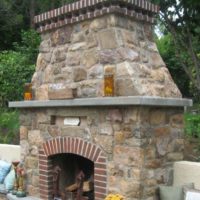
66,183,78,192
65,181,93,192
83,181,93,192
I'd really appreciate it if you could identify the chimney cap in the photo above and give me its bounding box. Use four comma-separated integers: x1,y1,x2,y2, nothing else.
34,0,159,33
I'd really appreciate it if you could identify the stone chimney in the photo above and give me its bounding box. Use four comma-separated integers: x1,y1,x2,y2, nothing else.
33,0,181,100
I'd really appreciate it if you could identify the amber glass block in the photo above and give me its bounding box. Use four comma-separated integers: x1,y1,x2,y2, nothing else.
104,74,114,96
24,83,32,100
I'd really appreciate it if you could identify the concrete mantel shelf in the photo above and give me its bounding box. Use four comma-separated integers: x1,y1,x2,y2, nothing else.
9,96,193,108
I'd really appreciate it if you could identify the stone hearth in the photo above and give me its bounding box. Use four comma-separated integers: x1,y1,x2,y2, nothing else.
9,0,192,200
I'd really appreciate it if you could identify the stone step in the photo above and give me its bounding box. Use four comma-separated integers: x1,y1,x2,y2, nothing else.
7,193,40,200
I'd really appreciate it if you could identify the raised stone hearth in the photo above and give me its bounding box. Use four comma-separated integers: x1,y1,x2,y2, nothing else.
9,0,192,200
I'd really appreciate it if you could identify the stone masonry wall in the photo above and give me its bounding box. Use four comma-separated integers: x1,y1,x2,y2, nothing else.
32,14,181,100
19,106,184,200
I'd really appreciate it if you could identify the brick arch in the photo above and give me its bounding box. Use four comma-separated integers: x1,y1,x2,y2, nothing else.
39,137,107,200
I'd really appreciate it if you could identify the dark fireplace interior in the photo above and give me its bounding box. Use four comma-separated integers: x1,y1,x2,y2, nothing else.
51,153,94,200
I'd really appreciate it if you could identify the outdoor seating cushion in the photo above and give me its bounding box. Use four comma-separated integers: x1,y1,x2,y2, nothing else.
159,183,194,200
184,188,200,200
0,160,11,183
4,169,15,191
0,184,7,194
159,185,183,200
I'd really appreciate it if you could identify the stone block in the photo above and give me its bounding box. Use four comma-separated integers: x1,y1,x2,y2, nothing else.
170,113,184,128
51,47,66,63
117,47,139,62
20,126,28,140
119,180,142,198
51,26,72,46
148,52,165,68
142,187,157,198
32,174,39,187
156,136,170,156
154,127,170,137
98,29,119,49
71,31,85,43
48,87,74,100
28,130,44,146
129,168,142,181
30,145,39,156
114,146,144,167
68,42,86,51
98,122,113,135
67,52,81,66
99,49,122,64
143,179,157,187
167,152,183,161
48,125,61,137
26,185,40,197
61,127,88,138
145,159,162,169
116,78,140,96
35,84,49,100
39,39,51,53
124,109,140,123
36,53,48,71
81,49,99,68
78,79,103,97
88,64,104,79
116,61,134,78
25,156,38,169
107,109,123,122
125,138,148,147
94,135,113,154
114,131,125,144
73,67,87,82
90,17,107,31
107,162,124,177
150,110,166,126
145,147,156,160
120,29,138,46
86,33,98,49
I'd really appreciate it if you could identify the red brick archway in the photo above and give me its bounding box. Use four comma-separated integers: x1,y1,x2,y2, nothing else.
39,137,107,200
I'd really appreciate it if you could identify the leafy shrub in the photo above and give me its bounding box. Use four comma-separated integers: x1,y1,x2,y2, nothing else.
13,29,40,63
0,51,35,107
0,29,40,107
0,109,19,144
185,112,200,138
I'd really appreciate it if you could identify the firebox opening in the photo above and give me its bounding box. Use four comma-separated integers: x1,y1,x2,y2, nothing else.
51,153,94,200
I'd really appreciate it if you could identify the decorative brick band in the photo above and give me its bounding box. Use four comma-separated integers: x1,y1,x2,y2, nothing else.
39,137,107,200
34,0,159,33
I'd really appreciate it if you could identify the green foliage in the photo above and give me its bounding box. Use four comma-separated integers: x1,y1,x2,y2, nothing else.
13,29,41,63
185,112,200,138
152,0,200,100
0,109,19,144
0,30,40,107
156,34,191,97
0,51,35,107
0,0,24,50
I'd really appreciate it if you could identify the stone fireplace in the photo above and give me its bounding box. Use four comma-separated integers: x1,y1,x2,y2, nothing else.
9,0,192,200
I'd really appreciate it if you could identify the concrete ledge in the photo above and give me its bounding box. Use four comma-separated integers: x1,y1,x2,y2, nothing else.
173,161,200,189
0,144,21,162
9,96,192,108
